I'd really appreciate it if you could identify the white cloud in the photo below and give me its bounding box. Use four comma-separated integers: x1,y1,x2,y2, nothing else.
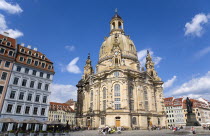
0,0,23,14
66,57,81,74
137,48,162,67
0,14,7,29
163,76,177,89
194,46,210,58
170,71,210,100
50,84,77,103
184,13,210,37
65,45,75,51
0,14,23,38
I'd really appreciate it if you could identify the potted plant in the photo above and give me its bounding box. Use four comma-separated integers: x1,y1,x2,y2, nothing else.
39,130,46,136
47,130,53,136
18,130,24,136
29,130,35,136
8,130,15,136
55,130,60,136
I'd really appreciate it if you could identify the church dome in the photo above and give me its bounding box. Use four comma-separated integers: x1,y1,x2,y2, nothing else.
99,33,138,63
98,11,138,64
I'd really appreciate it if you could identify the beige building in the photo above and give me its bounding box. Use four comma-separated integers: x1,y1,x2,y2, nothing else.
76,12,166,129
48,102,76,125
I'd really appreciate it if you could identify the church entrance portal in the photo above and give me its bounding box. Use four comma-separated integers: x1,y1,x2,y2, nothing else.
115,117,121,127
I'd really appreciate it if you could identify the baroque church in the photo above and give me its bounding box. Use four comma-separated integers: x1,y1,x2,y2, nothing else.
76,12,166,129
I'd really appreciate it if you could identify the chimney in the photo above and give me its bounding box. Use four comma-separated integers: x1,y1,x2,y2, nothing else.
21,43,25,47
27,45,31,49
3,32,9,37
34,48,38,51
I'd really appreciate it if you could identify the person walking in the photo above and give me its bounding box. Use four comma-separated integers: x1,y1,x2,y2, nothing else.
191,127,196,134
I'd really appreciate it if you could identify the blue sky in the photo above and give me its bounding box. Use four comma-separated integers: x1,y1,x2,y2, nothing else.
0,0,210,102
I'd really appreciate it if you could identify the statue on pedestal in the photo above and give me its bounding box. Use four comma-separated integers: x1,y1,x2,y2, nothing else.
186,97,200,126
186,97,193,113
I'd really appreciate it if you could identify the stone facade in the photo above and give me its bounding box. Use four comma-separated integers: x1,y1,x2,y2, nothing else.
76,12,166,129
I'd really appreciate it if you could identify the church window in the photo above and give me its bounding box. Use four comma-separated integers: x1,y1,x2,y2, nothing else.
115,104,121,110
112,22,115,29
103,100,106,111
114,71,119,77
91,90,93,101
129,86,133,98
130,100,134,111
115,58,118,65
114,98,121,110
114,84,120,96
118,22,122,29
101,117,105,125
90,103,93,111
144,89,149,111
103,88,106,99
130,44,134,51
132,117,137,125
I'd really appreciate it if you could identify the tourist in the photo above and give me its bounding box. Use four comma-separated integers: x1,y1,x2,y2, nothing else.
191,127,196,134
102,127,106,135
108,127,111,134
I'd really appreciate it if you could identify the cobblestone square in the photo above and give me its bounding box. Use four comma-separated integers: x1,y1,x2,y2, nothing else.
69,130,210,136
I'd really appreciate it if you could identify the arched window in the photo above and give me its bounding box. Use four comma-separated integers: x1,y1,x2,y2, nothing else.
112,22,115,29
129,86,133,98
103,88,106,99
91,90,93,101
132,117,137,125
130,44,133,51
114,84,120,96
144,89,149,111
118,22,122,29
101,117,105,125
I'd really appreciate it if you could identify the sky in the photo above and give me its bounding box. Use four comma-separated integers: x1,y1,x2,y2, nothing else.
0,0,210,102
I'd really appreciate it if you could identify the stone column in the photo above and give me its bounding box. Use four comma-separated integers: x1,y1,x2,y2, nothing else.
115,20,118,29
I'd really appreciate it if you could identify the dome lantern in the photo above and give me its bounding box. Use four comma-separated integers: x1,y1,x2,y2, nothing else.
110,9,124,35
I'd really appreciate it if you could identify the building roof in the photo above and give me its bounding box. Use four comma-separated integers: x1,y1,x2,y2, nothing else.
0,34,16,49
16,45,54,73
164,97,174,100
112,13,122,20
0,34,17,60
50,102,75,112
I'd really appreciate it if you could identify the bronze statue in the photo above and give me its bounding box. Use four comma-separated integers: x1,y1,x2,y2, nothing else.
186,97,193,113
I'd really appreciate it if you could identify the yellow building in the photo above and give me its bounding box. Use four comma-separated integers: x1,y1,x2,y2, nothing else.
48,102,75,126
76,11,166,129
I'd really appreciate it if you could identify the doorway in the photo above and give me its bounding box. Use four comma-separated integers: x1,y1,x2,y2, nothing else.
115,117,121,127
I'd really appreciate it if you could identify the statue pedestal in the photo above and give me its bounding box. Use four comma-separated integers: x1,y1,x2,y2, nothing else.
186,113,200,126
